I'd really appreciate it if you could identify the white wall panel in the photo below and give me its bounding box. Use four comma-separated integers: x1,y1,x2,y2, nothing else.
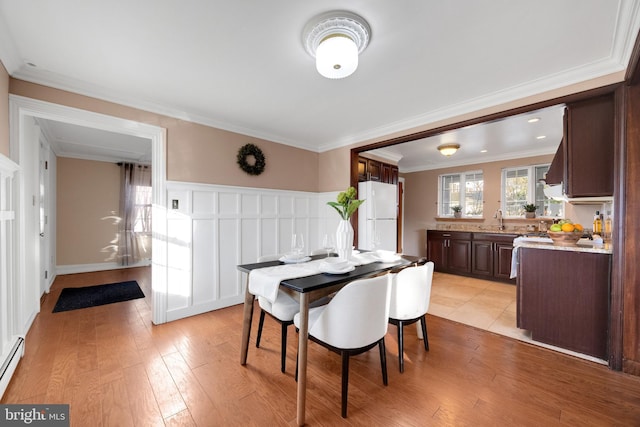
166,216,191,311
192,218,216,303
241,194,259,215
261,194,277,215
278,218,294,254
193,191,215,214
260,218,278,257
279,195,294,216
241,218,259,263
219,192,239,215
218,218,239,299
294,197,309,216
164,182,338,321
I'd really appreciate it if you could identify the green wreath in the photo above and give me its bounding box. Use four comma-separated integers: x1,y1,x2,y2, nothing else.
237,143,266,175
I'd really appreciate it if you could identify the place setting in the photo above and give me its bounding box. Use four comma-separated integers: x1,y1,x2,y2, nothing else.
279,234,311,264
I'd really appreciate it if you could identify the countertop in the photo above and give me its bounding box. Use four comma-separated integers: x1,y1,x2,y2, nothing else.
513,236,612,255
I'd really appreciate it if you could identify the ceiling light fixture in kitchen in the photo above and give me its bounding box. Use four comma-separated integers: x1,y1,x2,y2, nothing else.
303,11,371,79
438,144,460,156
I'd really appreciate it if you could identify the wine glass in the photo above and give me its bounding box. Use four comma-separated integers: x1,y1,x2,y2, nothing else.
291,233,305,258
322,234,335,258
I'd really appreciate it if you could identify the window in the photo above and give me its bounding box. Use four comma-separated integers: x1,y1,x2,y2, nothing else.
502,164,563,217
439,171,484,217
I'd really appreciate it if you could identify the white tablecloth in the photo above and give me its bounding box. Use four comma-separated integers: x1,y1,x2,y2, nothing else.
248,253,379,303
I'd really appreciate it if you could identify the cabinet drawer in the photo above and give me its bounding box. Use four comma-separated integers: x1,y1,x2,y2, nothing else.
428,231,472,240
473,233,517,243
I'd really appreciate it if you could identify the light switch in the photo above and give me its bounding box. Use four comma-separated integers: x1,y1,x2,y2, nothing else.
172,199,179,209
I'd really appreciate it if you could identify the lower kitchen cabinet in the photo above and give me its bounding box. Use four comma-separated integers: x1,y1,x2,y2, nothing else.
472,233,517,281
517,247,610,359
426,231,471,275
427,230,516,283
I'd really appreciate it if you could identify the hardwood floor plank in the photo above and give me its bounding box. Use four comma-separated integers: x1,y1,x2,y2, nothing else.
122,363,165,427
100,377,135,427
162,352,225,426
139,348,188,419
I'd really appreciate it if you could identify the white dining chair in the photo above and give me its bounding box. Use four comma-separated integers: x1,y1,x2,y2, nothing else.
293,274,391,418
388,261,434,372
254,254,299,373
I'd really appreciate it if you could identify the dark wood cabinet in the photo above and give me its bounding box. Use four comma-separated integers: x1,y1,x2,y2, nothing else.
546,95,614,196
358,156,398,184
367,159,382,181
357,158,368,182
517,247,611,359
471,233,517,282
426,231,472,274
428,231,515,283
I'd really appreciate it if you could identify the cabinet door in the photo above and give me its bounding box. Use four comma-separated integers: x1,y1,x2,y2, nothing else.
472,240,493,277
426,237,447,272
357,158,368,182
494,243,514,280
390,166,399,185
448,239,471,274
381,163,392,183
367,159,381,181
564,95,614,197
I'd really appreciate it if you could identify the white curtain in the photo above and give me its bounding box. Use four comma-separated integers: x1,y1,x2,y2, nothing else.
117,163,152,265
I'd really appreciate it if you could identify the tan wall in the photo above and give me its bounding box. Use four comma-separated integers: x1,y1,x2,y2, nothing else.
0,61,9,157
9,79,319,192
402,154,553,257
318,146,351,192
56,158,120,265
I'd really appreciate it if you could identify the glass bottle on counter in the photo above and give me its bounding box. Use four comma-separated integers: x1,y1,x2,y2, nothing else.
604,212,612,242
593,211,602,234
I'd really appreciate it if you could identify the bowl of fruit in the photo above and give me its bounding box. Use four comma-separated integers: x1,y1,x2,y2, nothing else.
547,220,584,246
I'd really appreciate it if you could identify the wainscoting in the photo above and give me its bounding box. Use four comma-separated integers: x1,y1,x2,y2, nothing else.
163,182,340,322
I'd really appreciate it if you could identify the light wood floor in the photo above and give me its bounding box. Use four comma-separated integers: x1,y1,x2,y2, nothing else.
4,267,640,426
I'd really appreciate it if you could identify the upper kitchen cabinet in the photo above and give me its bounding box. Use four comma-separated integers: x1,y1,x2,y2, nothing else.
358,156,398,184
546,95,614,197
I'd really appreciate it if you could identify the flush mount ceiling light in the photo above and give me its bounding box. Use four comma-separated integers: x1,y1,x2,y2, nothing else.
438,144,460,156
303,11,371,79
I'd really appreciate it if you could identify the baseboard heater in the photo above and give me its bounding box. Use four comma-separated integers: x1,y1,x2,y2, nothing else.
0,336,25,399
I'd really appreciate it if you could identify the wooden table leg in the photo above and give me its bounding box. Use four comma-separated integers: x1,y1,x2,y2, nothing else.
240,275,254,365
296,292,310,426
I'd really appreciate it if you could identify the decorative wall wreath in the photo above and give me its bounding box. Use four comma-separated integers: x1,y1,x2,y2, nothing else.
237,143,266,175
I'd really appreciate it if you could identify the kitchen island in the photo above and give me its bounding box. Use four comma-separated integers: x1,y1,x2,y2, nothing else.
514,238,612,360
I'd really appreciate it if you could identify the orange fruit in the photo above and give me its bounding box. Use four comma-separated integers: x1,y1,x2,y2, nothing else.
561,223,575,232
574,223,584,232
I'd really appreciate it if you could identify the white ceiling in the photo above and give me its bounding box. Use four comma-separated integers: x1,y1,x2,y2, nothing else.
1,1,639,168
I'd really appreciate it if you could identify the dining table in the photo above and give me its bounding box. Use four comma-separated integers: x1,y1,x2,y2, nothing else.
237,253,410,426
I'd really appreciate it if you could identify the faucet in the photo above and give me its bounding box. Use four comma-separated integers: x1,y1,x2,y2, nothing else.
494,209,504,231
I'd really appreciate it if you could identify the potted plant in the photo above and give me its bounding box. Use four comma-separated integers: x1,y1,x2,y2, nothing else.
327,187,365,259
451,205,462,218
523,203,537,218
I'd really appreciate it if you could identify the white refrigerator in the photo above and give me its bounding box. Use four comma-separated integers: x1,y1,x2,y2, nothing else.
358,181,397,251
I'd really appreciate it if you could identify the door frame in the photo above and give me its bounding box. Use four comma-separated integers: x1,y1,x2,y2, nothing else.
9,95,169,325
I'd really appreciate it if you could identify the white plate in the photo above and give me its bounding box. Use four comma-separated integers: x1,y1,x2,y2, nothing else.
279,256,311,264
373,250,401,262
321,258,350,269
319,264,355,275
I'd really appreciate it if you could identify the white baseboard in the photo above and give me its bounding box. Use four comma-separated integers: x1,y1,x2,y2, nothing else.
56,260,152,275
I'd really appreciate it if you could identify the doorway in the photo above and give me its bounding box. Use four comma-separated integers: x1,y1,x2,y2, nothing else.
9,95,169,325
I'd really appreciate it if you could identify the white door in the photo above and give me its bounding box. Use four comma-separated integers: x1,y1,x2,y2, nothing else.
38,136,51,295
